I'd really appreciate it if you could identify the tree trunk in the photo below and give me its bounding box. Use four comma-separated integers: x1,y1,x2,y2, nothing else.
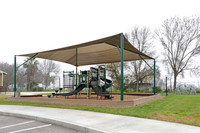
136,80,139,92
27,82,31,91
27,75,31,91
44,79,48,90
173,72,177,93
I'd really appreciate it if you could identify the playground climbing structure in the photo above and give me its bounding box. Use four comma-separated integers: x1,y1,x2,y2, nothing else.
62,66,112,99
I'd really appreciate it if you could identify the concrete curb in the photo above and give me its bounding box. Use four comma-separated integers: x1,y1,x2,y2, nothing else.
0,111,109,133
1,105,200,133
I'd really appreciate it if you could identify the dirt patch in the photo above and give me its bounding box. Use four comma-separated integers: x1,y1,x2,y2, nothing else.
7,94,162,108
0,95,9,98
153,113,200,126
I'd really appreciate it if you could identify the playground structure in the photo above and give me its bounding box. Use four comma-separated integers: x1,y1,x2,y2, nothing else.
14,33,156,101
62,66,112,99
63,71,76,92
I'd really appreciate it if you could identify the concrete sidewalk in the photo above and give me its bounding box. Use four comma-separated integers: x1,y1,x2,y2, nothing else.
0,105,199,133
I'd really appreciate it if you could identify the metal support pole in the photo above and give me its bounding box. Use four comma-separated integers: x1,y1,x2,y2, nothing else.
110,85,112,100
76,48,78,88
76,48,78,98
120,33,124,101
14,55,17,97
79,71,81,85
97,67,100,100
97,78,99,100
166,77,168,96
63,71,64,93
87,71,90,99
104,67,106,93
101,86,102,100
76,67,77,88
154,59,156,95
72,71,74,91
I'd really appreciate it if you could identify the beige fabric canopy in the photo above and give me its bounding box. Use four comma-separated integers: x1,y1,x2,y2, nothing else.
19,33,153,66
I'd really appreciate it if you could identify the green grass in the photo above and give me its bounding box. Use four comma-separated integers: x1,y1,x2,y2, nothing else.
0,93,200,126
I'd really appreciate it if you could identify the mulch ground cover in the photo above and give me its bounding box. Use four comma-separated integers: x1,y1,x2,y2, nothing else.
7,94,156,108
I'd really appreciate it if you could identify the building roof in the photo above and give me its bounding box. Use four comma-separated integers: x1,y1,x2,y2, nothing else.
0,70,7,75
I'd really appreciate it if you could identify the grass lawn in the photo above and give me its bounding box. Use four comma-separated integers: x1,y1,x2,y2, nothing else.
0,93,200,126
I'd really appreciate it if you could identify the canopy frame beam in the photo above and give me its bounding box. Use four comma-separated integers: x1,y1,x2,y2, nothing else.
17,53,38,69
120,33,124,101
112,36,121,53
138,54,156,95
14,53,38,96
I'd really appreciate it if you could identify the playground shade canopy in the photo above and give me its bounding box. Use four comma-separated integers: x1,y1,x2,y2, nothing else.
19,33,153,66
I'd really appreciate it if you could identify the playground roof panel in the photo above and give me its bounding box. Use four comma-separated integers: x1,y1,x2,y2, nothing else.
19,33,153,66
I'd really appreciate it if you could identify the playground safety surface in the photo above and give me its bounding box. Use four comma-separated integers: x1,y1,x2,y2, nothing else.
7,94,162,108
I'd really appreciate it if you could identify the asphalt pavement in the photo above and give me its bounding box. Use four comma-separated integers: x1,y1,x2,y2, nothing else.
0,115,80,133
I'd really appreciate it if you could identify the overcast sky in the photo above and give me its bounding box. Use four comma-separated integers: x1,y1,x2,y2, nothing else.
0,0,200,83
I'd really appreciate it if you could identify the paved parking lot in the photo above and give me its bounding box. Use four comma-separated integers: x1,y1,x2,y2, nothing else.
0,115,81,133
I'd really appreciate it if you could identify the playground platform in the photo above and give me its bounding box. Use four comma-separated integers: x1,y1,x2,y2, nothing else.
0,105,200,133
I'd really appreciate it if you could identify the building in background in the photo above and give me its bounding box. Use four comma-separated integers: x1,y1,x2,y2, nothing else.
0,70,7,86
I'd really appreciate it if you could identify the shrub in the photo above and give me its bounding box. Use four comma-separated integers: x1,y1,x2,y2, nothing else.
31,87,44,92
152,86,162,93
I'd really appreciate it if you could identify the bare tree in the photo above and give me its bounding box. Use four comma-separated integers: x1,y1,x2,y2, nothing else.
106,63,130,91
0,62,14,86
125,26,157,92
23,58,38,91
0,62,26,89
106,63,120,90
156,16,200,90
16,67,26,89
38,60,60,90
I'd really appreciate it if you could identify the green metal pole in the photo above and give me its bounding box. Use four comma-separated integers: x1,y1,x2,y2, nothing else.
97,68,99,100
97,77,99,100
101,86,102,100
154,59,156,95
110,86,112,100
120,33,124,101
79,74,80,85
14,55,17,97
104,68,106,91
76,48,78,88
76,67,77,87
76,48,78,98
